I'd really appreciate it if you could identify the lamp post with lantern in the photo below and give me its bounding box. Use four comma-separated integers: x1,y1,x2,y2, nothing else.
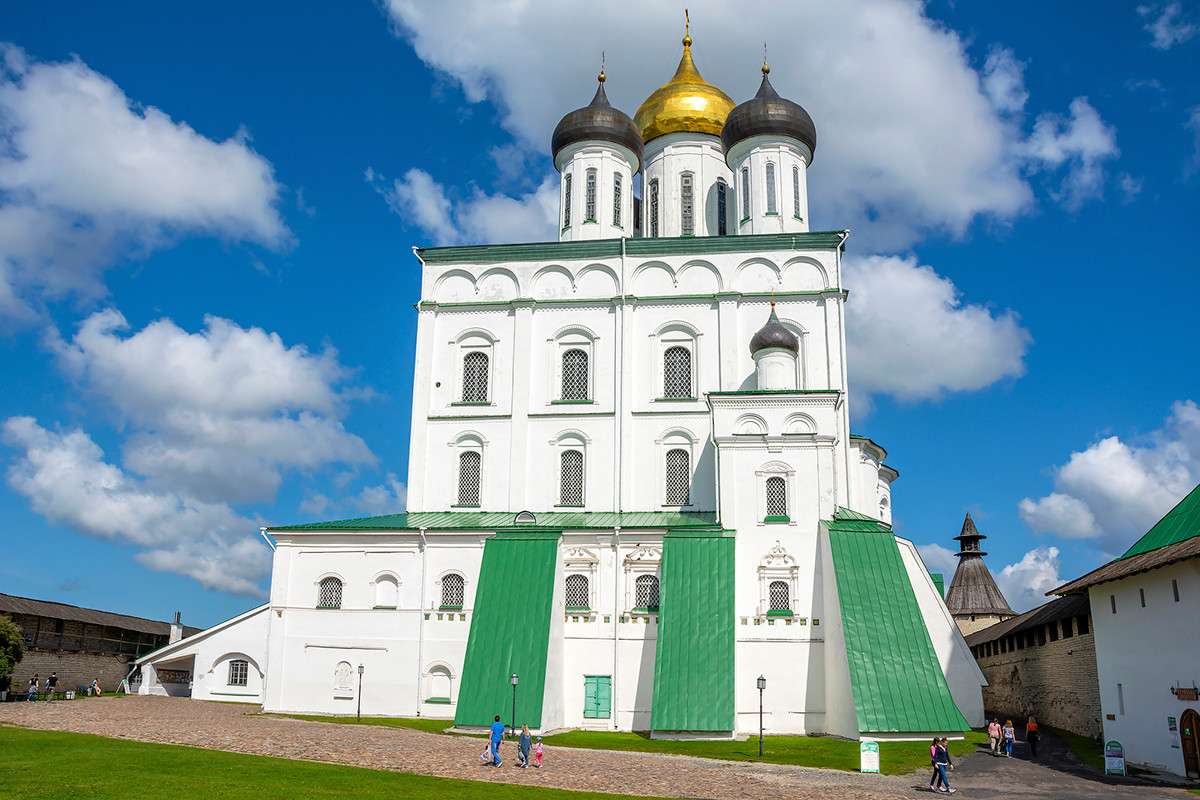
357,663,365,722
757,675,766,757
510,673,519,736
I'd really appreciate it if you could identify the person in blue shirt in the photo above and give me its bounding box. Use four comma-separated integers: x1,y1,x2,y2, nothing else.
489,715,506,767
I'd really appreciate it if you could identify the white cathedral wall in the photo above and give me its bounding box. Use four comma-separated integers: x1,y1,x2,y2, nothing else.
555,141,638,241
641,133,734,238
725,134,812,235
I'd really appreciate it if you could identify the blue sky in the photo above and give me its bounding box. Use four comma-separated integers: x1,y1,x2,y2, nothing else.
1,1,1197,628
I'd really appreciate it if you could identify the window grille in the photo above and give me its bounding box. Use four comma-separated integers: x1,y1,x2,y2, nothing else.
680,174,694,235
769,580,790,611
566,574,589,608
663,346,692,398
716,180,727,235
741,168,750,217
563,173,572,227
461,351,488,402
792,165,801,217
318,577,343,609
649,179,659,237
612,172,622,226
441,573,465,608
665,448,690,505
635,574,659,609
766,475,787,517
458,451,481,506
561,349,588,400
228,659,248,686
560,449,584,506
585,168,597,221
765,162,777,212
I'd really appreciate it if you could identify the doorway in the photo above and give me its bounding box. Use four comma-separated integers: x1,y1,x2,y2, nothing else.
1182,708,1199,779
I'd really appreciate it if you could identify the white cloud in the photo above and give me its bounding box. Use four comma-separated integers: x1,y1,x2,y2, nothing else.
917,543,959,578
1185,106,1200,178
351,473,408,515
1020,98,1120,210
1118,173,1144,203
844,255,1031,407
995,546,1062,612
1139,3,1198,50
980,47,1029,116
0,43,289,321
2,416,268,595
49,308,376,504
1019,400,1200,556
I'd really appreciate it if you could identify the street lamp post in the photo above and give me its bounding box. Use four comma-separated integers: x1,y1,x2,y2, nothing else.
510,673,519,736
757,675,766,758
357,664,365,723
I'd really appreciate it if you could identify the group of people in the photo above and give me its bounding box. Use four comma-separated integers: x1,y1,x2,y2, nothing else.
482,715,543,768
986,716,1039,758
928,736,956,793
23,673,101,701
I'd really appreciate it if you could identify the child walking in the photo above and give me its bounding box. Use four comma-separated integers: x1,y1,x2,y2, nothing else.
518,724,532,768
534,736,544,767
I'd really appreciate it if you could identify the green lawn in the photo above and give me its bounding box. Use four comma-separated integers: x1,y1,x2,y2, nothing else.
0,726,656,800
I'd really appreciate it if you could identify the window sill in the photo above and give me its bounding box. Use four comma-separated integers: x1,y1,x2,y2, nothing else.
554,504,585,508
565,606,591,613
632,607,660,613
426,696,452,704
451,504,480,508
212,690,257,697
740,217,751,224
373,605,397,610
767,609,794,617
562,225,571,232
583,219,598,224
654,397,698,402
451,402,492,407
316,605,341,610
551,399,594,405
793,215,804,221
765,211,780,216
764,515,791,523
439,605,463,611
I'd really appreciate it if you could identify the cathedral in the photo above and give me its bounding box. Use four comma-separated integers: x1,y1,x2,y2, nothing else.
137,32,985,741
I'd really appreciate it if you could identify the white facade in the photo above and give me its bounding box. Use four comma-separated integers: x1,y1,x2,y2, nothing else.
726,134,811,234
135,605,269,703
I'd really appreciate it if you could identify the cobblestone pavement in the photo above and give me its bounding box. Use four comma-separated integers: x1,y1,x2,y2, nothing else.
0,697,1192,799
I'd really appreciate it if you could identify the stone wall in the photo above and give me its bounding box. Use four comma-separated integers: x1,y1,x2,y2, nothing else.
5,649,136,697
975,615,1101,738
954,612,1011,637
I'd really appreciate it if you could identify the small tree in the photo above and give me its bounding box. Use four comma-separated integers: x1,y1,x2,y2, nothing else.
0,614,26,685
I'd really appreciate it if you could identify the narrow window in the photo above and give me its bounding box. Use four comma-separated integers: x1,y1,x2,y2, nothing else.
1048,621,1059,641
461,351,488,402
765,475,787,518
1173,579,1180,602
561,349,589,400
566,574,589,609
318,577,343,609
1077,614,1089,635
612,172,622,226
1110,594,1116,614
769,580,790,611
1037,626,1046,646
792,165,801,217
680,173,694,235
1017,634,1025,650
441,574,464,608
560,449,584,506
228,659,248,686
457,451,481,506
664,448,690,505
374,575,398,608
649,179,659,237
585,168,597,221
741,167,750,218
635,574,660,610
1062,618,1074,638
662,346,692,398
716,179,728,235
563,173,572,227
765,162,777,212
1139,587,1146,607
1117,683,1125,715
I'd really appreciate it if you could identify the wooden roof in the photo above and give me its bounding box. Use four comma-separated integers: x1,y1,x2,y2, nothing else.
0,593,200,638
964,595,1089,647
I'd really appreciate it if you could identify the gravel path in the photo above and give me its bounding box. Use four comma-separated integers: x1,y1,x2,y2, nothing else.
0,697,1191,799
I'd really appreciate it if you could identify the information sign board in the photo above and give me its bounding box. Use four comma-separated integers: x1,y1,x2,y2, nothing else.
860,741,880,773
1104,740,1126,775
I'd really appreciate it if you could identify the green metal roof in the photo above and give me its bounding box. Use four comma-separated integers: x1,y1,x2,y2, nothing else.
454,531,559,728
825,514,970,734
1120,481,1200,559
930,573,945,599
651,531,735,732
271,510,719,532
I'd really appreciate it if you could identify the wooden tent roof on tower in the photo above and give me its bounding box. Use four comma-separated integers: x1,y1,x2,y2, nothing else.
945,513,1015,616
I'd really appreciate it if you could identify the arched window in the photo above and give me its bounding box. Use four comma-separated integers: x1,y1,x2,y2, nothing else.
680,173,694,235
374,575,399,608
563,173,572,227
612,172,623,225
560,449,584,506
769,580,790,612
663,346,692,399
441,573,465,608
635,574,660,610
649,179,660,237
561,349,589,400
716,179,728,236
317,577,343,609
566,574,590,609
228,659,248,686
792,165,801,218
741,167,750,218
585,168,597,222
461,351,489,402
457,450,481,506
665,448,690,505
765,162,777,213
765,475,788,519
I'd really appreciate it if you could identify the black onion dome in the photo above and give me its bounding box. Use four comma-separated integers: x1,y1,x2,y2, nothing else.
552,76,644,168
749,306,800,355
721,68,816,160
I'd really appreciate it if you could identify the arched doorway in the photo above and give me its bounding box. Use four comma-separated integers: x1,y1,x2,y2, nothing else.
1182,708,1199,779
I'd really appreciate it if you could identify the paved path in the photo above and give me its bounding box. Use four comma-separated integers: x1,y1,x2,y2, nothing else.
0,697,1191,799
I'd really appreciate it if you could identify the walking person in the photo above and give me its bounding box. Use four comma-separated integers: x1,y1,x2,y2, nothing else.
1026,716,1040,758
27,674,39,702
517,724,532,768
534,736,543,768
934,737,956,793
45,672,58,702
489,715,505,767
987,717,1001,756
1002,719,1016,757
929,737,944,792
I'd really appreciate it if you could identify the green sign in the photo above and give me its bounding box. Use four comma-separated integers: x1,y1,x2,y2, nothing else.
1104,740,1125,775
860,741,880,773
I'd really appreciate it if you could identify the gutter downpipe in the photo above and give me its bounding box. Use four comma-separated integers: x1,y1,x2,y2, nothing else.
835,230,851,511
612,526,621,730
614,236,627,730
259,527,275,706
415,527,428,716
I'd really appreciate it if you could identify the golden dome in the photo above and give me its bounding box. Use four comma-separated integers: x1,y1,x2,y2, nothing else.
634,35,735,143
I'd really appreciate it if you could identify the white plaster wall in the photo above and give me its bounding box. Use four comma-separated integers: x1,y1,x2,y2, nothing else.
555,142,638,241
1090,558,1200,776
641,133,734,238
726,135,812,234
139,606,269,703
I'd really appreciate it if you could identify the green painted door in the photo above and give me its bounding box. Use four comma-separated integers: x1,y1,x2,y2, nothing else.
584,676,611,719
